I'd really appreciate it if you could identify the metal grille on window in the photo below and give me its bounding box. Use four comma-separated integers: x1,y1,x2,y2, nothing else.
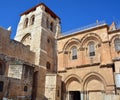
89,42,95,56
72,47,77,60
114,38,120,51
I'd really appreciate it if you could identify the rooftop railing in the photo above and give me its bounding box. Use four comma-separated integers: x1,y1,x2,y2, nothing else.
63,20,106,35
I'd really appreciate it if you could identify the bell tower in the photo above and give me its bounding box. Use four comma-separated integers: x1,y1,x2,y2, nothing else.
15,3,61,73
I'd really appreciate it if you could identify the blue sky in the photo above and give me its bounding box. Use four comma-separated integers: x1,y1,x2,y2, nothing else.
0,0,120,39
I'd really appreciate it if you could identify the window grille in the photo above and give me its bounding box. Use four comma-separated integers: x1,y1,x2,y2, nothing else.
88,42,95,56
71,47,77,60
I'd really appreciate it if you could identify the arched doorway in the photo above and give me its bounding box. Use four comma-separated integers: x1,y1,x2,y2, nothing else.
83,73,106,100
64,74,82,100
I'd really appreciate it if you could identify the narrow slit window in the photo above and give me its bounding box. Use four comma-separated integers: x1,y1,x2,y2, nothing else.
46,62,51,70
24,18,28,28
30,15,35,25
0,81,4,92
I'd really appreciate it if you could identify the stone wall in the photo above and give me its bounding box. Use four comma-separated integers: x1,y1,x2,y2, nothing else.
0,27,35,64
45,74,61,100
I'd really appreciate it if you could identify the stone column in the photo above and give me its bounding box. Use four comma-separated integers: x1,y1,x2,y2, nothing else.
67,91,69,100
80,92,84,100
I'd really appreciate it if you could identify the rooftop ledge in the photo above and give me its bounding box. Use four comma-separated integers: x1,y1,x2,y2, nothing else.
58,21,107,39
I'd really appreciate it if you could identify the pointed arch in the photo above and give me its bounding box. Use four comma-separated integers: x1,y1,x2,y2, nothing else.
64,74,82,91
110,34,120,51
81,33,102,47
63,38,81,52
30,15,35,25
23,18,28,28
21,33,31,46
110,34,120,42
83,72,107,91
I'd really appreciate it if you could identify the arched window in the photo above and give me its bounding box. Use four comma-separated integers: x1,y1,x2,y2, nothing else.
46,62,51,70
24,18,28,28
88,42,95,56
24,86,28,92
0,62,4,75
50,22,53,32
46,18,49,28
0,81,4,92
71,47,77,60
114,38,120,51
30,15,35,25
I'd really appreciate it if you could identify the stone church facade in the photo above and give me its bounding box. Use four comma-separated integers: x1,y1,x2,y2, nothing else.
0,2,120,100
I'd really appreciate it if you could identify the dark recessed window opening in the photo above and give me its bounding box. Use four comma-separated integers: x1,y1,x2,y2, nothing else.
0,81,4,92
24,18,28,28
47,39,50,43
0,63,3,75
46,62,51,70
50,22,53,32
24,86,28,92
31,15,35,25
57,90,59,97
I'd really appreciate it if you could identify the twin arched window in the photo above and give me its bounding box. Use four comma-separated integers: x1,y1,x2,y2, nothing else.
70,42,95,60
23,15,35,28
88,42,95,56
71,47,77,60
114,38,120,51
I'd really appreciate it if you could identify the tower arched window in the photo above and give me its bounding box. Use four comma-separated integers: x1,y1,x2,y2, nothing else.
46,18,49,29
50,22,53,32
24,18,28,28
30,15,35,25
88,42,95,56
114,38,120,51
71,46,77,60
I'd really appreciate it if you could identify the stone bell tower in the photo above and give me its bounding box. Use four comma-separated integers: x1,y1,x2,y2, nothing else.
15,3,61,73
